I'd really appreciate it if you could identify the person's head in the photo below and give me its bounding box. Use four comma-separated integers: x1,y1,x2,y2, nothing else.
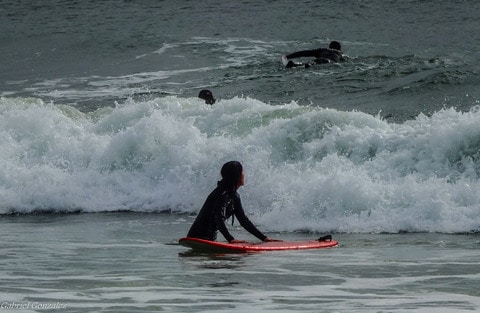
329,41,342,51
220,161,244,191
198,89,216,105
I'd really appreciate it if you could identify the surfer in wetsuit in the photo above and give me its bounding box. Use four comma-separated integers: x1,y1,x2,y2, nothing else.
187,161,280,243
283,40,347,68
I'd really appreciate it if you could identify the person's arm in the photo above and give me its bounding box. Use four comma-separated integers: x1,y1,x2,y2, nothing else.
285,49,319,59
233,195,267,241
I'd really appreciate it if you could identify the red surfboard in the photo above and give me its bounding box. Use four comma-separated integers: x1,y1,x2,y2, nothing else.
179,236,338,253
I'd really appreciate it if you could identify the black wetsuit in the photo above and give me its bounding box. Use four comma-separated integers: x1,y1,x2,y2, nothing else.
285,48,347,68
187,185,267,242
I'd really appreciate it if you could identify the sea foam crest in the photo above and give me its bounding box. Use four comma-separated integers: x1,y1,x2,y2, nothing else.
1,96,479,233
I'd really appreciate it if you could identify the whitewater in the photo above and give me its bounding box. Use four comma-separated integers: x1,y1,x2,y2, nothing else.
2,96,479,234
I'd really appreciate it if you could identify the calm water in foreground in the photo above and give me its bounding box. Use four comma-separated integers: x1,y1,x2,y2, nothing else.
1,213,479,313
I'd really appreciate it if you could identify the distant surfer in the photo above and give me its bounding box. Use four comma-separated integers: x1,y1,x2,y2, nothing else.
282,40,348,68
198,89,216,105
186,161,280,243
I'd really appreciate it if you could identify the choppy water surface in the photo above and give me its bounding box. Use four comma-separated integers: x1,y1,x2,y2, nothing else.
1,214,479,312
1,1,480,311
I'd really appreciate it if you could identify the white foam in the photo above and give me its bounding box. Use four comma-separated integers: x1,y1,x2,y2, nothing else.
1,96,479,233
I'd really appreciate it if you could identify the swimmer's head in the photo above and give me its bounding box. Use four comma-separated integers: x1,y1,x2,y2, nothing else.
198,89,216,105
329,41,341,51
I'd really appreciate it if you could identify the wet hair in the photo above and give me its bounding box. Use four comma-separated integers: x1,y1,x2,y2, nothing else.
329,41,342,51
198,89,216,105
219,161,243,192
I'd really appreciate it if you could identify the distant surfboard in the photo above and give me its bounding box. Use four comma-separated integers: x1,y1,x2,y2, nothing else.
179,236,338,253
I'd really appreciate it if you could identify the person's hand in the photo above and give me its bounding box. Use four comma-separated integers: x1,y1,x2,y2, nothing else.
263,237,283,242
230,239,248,244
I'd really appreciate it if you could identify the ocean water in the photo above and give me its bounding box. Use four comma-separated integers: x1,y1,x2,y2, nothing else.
1,213,479,313
1,0,480,312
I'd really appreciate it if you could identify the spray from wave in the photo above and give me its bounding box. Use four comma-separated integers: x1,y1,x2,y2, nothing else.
1,96,479,233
